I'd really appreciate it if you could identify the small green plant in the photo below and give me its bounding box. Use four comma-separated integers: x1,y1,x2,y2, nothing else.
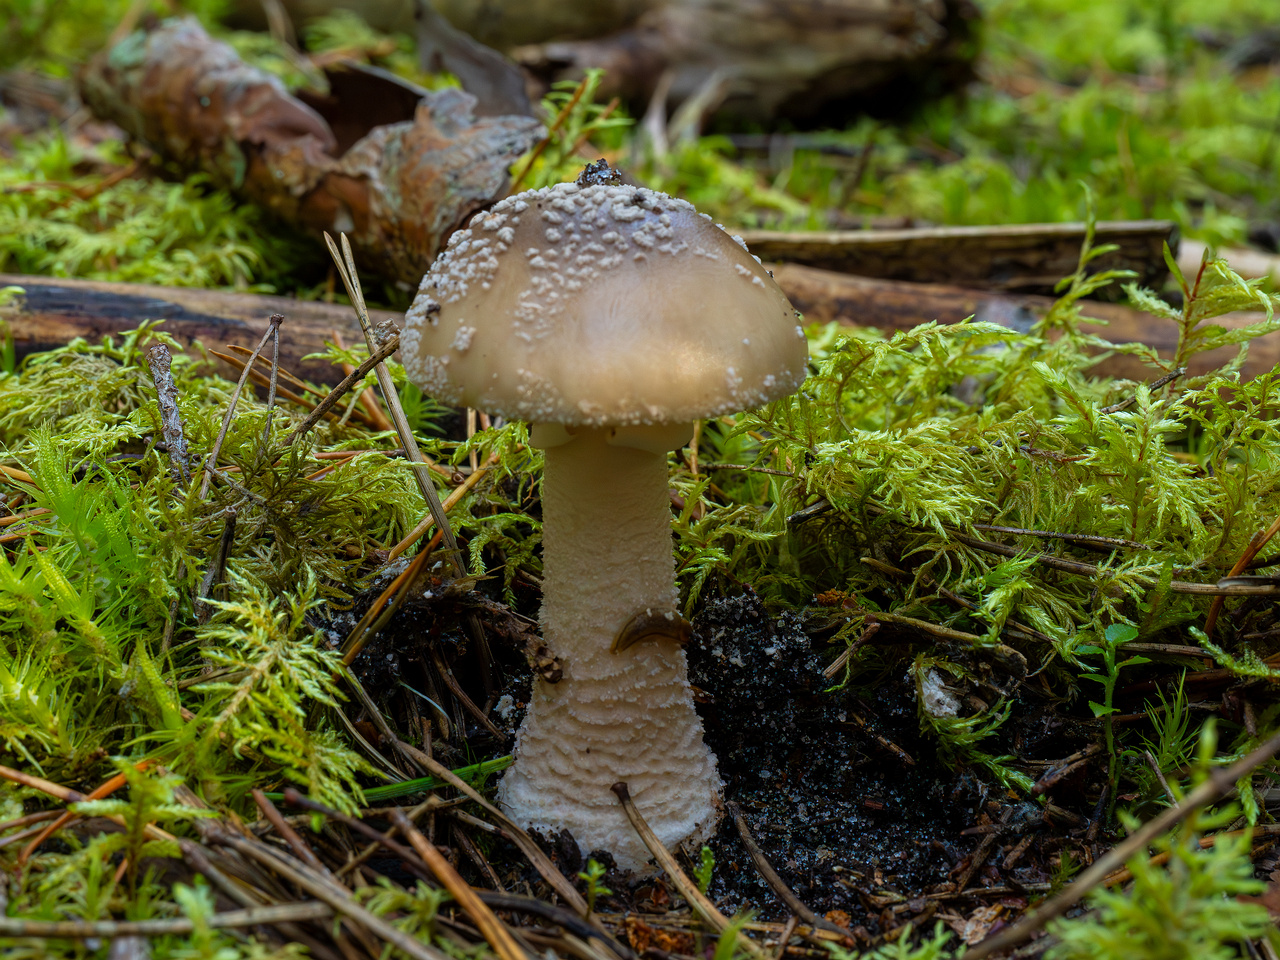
577,858,612,917
1046,726,1270,959
1077,623,1150,799
361,877,450,945
513,69,633,191
694,844,716,895
826,922,958,959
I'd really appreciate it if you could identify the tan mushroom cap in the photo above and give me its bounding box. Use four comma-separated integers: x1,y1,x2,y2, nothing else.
400,182,808,427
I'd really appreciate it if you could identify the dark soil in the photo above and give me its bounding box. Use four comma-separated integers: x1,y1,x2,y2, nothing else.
340,576,1107,941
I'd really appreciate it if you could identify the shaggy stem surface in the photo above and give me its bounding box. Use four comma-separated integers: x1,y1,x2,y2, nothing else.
498,428,721,872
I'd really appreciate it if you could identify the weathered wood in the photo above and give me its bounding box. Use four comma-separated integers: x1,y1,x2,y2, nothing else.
742,221,1177,294
1179,240,1280,285
232,0,977,127
514,0,979,127
0,273,389,384
5,267,1275,387
771,262,1277,381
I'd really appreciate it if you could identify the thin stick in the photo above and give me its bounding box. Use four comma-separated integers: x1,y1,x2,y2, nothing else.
391,809,528,960
252,789,333,878
20,760,153,864
612,783,767,959
388,453,498,560
222,343,328,398
324,235,465,572
509,76,591,193
822,621,881,680
0,465,35,486
283,788,440,884
335,328,393,431
1102,822,1280,888
773,916,801,960
1100,366,1186,414
261,317,282,449
279,334,401,448
970,523,1149,551
428,647,505,740
961,725,1280,960
194,506,237,625
727,801,850,939
342,533,439,665
953,531,1280,596
177,840,345,960
217,831,452,960
1205,512,1280,636
0,765,81,804
394,741,591,916
0,903,333,939
199,318,278,498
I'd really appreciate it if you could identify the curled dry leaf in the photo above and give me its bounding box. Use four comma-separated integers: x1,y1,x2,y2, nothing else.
79,18,542,285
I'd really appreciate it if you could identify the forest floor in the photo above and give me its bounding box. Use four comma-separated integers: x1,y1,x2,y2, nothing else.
3,2,1280,960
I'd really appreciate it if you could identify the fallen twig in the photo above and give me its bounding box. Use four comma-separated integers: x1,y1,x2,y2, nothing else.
145,343,190,482
0,903,334,939
727,801,851,940
961,725,1280,960
391,808,528,960
612,782,767,959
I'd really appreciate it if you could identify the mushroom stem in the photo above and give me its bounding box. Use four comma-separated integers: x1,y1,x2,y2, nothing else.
498,427,722,873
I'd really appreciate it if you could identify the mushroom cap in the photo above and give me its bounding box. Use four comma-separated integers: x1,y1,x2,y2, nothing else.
399,182,808,426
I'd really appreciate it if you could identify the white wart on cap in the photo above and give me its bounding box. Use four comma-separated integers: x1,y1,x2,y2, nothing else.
401,181,807,426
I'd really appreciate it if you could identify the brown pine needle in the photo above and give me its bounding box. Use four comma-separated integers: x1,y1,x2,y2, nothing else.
333,328,393,431
612,782,767,959
391,809,527,960
209,349,344,422
20,760,154,865
1205,511,1280,636
388,454,499,561
223,343,327,397
0,465,35,486
509,74,591,193
342,531,442,666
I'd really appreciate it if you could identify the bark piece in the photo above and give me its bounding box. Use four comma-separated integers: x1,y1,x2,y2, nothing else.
741,220,1177,294
78,18,541,286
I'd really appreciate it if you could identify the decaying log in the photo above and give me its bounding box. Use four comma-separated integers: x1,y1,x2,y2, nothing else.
6,269,1277,388
78,18,540,287
0,273,382,384
232,0,977,127
1179,240,1280,285
511,0,980,127
772,263,1277,382
741,221,1177,295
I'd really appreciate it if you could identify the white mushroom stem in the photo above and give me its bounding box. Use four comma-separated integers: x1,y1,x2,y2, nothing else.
497,426,722,873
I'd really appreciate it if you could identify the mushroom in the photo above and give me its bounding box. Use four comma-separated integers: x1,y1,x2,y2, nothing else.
399,177,807,872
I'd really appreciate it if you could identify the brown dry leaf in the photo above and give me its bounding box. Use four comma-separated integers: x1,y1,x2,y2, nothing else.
946,903,1007,945
623,916,696,954
825,908,853,928
80,19,541,286
1239,879,1280,920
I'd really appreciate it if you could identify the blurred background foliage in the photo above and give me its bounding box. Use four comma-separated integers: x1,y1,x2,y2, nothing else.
1,0,1278,293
